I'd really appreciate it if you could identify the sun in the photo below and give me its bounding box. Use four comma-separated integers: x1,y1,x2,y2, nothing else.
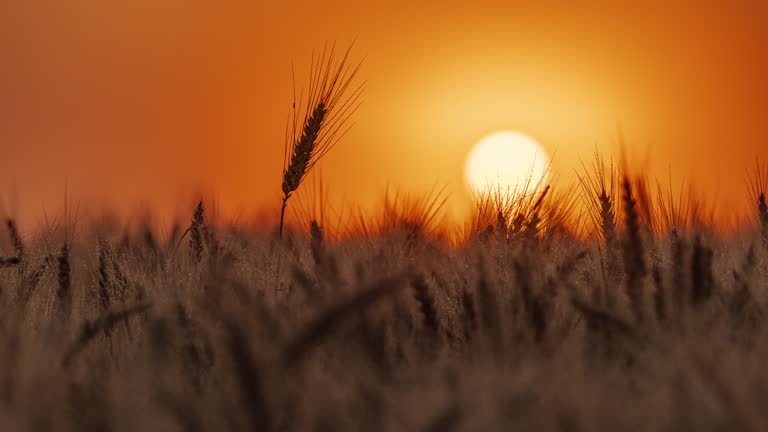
464,131,550,196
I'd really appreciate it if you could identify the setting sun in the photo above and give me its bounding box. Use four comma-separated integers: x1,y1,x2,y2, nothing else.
464,131,550,197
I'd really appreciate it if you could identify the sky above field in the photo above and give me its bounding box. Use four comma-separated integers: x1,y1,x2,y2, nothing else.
2,1,768,228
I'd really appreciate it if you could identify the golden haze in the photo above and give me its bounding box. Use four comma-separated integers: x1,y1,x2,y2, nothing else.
2,1,768,229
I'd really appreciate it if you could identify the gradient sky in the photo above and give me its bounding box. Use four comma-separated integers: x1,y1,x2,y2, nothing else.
2,1,768,227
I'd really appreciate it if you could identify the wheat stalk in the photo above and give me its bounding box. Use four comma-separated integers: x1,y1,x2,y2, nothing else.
576,152,620,282
21,254,54,298
690,235,714,305
412,275,440,336
747,159,768,250
5,219,24,266
61,303,151,367
309,219,324,267
655,170,692,236
622,177,647,324
190,200,204,261
279,44,363,238
57,242,72,318
282,272,408,367
522,185,550,241
97,240,112,311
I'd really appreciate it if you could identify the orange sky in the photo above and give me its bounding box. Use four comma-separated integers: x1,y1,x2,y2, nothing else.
2,1,768,228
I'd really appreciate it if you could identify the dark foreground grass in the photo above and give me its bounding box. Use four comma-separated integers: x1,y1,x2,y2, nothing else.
0,180,768,432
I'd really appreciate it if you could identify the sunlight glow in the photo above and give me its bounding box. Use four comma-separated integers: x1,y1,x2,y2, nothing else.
464,131,550,196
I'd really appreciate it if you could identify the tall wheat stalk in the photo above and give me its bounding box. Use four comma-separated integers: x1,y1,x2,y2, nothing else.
577,152,621,283
747,159,768,250
279,45,363,238
622,176,647,324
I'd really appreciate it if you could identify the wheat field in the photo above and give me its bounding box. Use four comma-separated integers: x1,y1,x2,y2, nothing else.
2,48,768,431
0,165,767,431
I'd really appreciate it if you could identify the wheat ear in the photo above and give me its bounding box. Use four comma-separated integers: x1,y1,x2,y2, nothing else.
747,159,768,250
279,44,363,238
622,177,646,324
